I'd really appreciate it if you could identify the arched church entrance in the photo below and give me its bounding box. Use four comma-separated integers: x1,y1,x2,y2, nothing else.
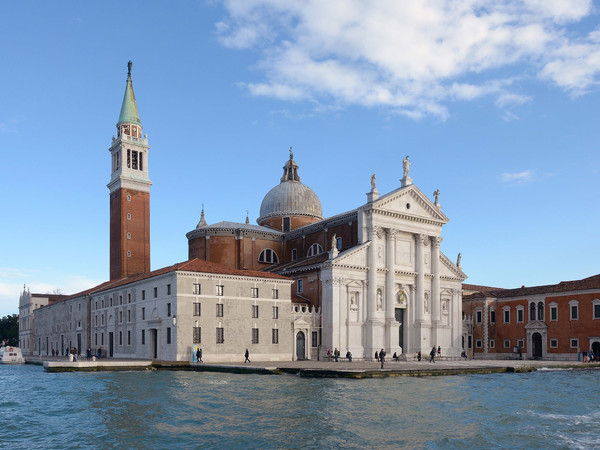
592,341,600,359
532,332,542,359
296,332,306,360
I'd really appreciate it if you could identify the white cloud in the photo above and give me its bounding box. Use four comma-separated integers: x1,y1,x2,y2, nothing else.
216,0,600,118
501,170,534,183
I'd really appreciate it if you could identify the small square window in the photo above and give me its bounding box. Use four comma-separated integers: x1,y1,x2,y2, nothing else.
517,339,524,349
570,338,579,348
252,328,259,344
504,339,510,348
251,288,258,298
550,339,558,348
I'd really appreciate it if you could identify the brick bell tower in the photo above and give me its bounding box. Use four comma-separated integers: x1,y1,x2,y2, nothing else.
107,61,151,280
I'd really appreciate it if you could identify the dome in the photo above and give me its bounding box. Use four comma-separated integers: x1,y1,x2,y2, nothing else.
258,153,323,224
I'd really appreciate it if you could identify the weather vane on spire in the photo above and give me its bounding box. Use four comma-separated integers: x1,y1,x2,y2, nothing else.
127,60,132,77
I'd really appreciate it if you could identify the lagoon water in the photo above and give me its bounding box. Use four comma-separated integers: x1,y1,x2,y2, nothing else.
1,365,599,449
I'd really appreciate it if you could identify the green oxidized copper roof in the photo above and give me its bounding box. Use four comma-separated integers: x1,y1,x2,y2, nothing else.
117,61,141,126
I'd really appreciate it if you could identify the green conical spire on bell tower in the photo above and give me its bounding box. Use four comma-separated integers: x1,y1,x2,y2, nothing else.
117,61,141,127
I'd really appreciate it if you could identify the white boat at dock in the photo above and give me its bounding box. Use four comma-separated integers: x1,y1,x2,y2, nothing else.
0,346,26,364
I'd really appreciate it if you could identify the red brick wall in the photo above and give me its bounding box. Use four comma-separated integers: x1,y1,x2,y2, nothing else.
110,188,150,280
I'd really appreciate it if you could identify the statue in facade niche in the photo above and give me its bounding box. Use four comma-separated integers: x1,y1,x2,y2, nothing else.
370,174,376,191
377,290,383,310
403,155,410,178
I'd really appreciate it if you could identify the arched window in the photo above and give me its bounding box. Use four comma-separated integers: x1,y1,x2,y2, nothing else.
537,302,544,321
258,249,279,264
307,243,324,257
530,302,536,321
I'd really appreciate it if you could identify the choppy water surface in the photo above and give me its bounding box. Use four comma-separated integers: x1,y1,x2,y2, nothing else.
1,365,598,448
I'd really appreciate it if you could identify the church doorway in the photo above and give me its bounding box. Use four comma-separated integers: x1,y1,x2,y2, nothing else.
532,332,542,359
108,332,114,357
592,341,600,358
296,332,306,360
150,329,158,359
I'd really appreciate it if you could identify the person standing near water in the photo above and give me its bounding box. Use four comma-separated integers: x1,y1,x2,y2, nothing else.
244,349,251,363
380,349,386,369
429,346,436,363
196,348,203,363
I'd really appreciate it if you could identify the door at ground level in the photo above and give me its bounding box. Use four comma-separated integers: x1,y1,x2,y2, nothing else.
532,333,542,359
296,332,305,360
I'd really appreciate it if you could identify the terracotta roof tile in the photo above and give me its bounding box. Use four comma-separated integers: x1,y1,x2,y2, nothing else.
463,274,600,300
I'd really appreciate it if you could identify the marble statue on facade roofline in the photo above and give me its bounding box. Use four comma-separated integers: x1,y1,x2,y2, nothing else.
403,155,410,178
127,60,132,76
370,174,376,191
289,146,293,160
331,234,337,251
433,189,440,205
456,253,462,268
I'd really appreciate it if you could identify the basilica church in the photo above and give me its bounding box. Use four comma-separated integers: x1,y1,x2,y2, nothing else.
26,64,467,362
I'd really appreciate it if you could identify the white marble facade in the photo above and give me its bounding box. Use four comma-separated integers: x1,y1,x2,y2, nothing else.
320,182,466,360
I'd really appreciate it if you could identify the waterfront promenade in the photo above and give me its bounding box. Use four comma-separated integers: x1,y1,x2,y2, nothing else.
27,355,599,377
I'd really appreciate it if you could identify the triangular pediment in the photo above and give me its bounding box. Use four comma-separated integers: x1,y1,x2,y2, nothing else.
373,185,448,224
440,252,467,281
332,242,369,267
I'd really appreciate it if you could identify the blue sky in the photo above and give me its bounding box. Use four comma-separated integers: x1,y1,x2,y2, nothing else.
1,1,599,316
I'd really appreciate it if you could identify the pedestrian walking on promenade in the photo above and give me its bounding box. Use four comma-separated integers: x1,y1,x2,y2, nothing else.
244,348,251,363
429,346,436,363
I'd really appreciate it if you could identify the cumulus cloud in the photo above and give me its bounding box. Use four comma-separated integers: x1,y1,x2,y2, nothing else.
216,0,599,117
501,170,534,183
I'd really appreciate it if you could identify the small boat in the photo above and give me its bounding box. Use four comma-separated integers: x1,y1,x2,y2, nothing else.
0,346,26,364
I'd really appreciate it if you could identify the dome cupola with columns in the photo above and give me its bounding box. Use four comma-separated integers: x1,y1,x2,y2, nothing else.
258,149,323,231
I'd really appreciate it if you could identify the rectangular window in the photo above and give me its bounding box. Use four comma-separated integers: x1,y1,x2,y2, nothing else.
127,330,131,346
193,283,201,295
489,339,495,349
193,302,201,316
193,327,201,344
119,331,123,346
153,287,158,298
142,290,146,300
297,280,303,294
95,333,98,346
216,285,224,296
141,329,145,345
142,307,145,320
476,310,482,324
252,305,259,318
95,316,98,326
252,328,259,344
128,293,131,303
551,305,558,321
476,339,482,348
272,306,279,319
216,327,224,344
167,284,171,295
490,310,496,323
119,311,123,323
292,249,297,260
517,339,524,349
101,333,104,345
517,309,524,323
312,331,318,348
272,289,279,299
272,328,279,344
336,237,342,250
167,303,172,317
283,217,290,232
216,303,224,317
102,314,105,325
504,339,510,348
468,336,472,349
120,295,123,305
167,327,171,345
570,338,579,348
128,309,131,322
594,304,600,319
251,288,259,298
571,305,578,320
550,339,558,348
504,309,510,324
